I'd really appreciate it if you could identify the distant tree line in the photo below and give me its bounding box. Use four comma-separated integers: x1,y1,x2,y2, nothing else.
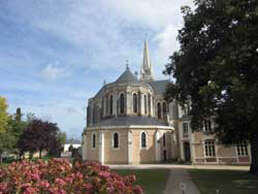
0,96,66,163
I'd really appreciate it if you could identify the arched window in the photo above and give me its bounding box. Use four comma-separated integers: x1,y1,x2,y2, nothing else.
101,97,104,118
133,93,138,113
163,134,166,146
110,95,113,115
141,132,147,148
148,94,151,115
92,133,96,148
113,132,119,148
144,95,147,114
105,96,108,114
163,102,167,117
157,103,161,119
120,93,125,114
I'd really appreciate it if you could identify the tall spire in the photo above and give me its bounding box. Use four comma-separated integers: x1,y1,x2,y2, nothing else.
140,40,154,81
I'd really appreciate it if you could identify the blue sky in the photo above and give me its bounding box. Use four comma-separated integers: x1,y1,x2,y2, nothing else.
0,0,193,139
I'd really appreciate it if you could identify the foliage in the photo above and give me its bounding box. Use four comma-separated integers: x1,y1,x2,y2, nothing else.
58,132,66,146
0,130,16,163
0,106,27,163
17,119,62,158
164,0,258,174
0,97,9,133
0,159,144,194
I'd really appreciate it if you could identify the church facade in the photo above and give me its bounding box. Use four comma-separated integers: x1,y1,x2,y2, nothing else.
82,41,251,165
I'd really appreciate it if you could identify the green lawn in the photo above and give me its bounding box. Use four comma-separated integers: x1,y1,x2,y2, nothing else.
188,169,258,194
115,169,169,194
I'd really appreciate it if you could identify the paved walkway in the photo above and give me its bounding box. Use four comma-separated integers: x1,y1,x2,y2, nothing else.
109,164,249,194
109,164,249,171
164,168,200,194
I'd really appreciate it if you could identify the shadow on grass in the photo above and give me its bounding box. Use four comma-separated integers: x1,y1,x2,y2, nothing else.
188,169,258,194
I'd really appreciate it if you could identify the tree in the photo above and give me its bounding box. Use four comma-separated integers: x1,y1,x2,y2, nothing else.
18,119,62,158
8,111,27,157
0,97,9,133
164,0,258,175
0,131,16,163
58,131,67,146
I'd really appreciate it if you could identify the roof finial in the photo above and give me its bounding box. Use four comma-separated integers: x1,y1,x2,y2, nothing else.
126,59,129,70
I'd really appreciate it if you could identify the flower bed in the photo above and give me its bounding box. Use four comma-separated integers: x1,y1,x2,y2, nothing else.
0,159,143,194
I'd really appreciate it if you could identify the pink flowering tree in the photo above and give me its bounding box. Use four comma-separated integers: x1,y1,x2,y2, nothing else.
0,159,143,194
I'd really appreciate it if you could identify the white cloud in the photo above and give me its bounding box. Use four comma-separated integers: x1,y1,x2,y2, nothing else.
40,63,70,80
154,24,180,60
101,0,194,29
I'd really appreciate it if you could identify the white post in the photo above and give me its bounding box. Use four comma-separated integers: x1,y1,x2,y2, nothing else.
128,131,133,164
99,131,105,164
140,93,144,115
151,97,154,117
126,92,131,115
113,94,117,116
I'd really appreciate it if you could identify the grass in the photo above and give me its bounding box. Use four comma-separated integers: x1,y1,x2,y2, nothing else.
188,169,258,194
115,169,170,194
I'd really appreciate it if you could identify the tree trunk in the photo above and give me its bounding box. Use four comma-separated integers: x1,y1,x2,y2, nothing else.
39,149,42,159
249,134,258,175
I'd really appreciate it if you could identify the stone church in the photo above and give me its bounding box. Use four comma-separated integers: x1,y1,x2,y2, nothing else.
82,41,251,165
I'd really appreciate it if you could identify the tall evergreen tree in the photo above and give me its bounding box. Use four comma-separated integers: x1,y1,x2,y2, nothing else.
165,0,258,175
0,96,9,133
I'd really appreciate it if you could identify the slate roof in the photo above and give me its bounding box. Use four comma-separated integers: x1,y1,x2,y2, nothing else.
90,116,169,127
115,67,138,83
149,80,170,95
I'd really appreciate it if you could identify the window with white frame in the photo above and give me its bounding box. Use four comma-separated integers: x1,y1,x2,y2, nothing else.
203,119,212,132
237,142,248,156
183,122,189,137
204,140,216,157
113,132,119,148
92,133,96,148
141,132,147,148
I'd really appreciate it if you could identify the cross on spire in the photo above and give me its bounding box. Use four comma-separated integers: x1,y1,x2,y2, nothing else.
126,59,129,70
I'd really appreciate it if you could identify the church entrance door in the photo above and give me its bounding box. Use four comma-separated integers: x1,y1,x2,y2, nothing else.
184,142,191,162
